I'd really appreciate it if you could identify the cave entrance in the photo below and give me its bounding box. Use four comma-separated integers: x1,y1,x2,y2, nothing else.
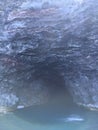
32,60,73,105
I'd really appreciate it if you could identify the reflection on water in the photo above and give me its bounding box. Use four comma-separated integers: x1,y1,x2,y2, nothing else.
0,92,98,130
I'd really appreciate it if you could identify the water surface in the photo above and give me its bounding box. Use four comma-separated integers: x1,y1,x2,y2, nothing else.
0,92,98,130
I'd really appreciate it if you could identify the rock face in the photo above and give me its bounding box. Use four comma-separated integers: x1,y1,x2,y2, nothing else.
0,0,98,110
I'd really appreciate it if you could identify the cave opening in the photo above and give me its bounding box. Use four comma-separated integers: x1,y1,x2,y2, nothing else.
30,58,73,105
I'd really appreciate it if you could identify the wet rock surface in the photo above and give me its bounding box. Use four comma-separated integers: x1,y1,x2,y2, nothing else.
0,0,98,110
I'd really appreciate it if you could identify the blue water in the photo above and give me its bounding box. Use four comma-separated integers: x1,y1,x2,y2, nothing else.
0,93,98,130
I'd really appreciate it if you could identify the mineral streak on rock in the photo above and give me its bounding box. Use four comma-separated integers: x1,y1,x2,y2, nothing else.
7,8,58,21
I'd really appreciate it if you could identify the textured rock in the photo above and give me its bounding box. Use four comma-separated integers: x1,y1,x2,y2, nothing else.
0,0,98,110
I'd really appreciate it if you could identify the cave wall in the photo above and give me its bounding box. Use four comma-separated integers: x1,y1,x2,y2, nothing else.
0,0,98,110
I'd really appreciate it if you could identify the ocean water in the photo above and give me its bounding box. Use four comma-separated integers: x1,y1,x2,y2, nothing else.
0,92,98,130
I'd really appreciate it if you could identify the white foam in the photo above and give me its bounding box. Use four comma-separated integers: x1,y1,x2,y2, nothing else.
17,105,24,109
62,115,84,122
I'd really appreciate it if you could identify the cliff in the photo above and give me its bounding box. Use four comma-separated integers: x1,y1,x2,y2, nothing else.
0,0,98,111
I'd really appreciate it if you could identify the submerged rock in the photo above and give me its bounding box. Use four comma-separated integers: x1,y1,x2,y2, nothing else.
0,0,98,111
